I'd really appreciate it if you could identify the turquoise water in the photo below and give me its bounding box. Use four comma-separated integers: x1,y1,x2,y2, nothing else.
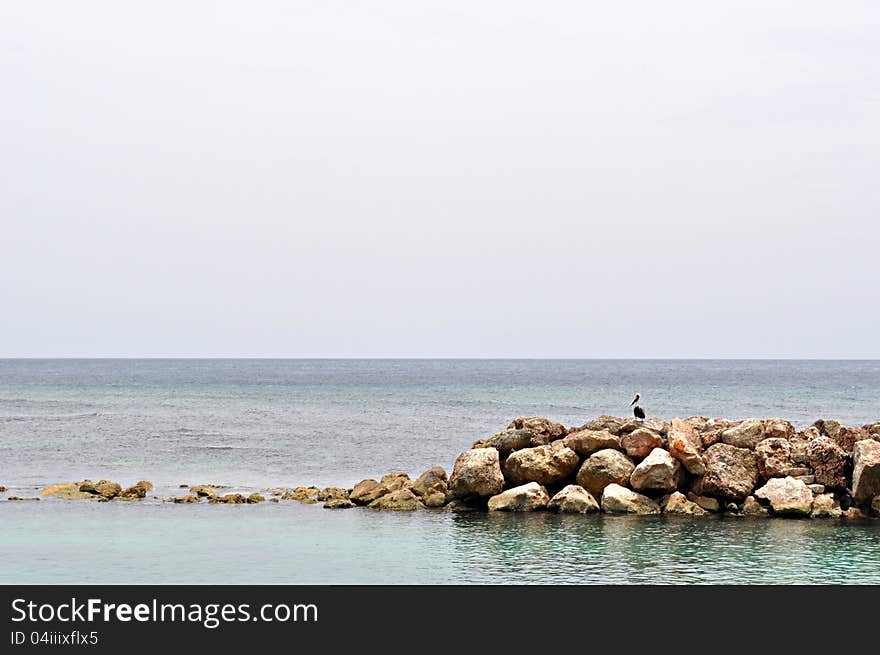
2,359,879,584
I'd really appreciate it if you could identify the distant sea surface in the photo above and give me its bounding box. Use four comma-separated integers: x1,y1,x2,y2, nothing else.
2,359,879,584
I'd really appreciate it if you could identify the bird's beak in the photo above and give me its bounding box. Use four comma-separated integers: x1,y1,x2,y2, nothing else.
630,396,637,406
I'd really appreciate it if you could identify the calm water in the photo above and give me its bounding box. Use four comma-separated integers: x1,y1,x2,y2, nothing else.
2,359,879,584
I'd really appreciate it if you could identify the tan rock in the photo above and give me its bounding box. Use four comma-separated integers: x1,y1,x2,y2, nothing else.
698,443,759,500
753,477,813,516
721,419,765,449
473,428,548,456
630,448,681,493
575,449,635,497
741,495,769,516
578,415,624,435
317,487,350,501
601,484,660,514
379,473,411,492
663,491,706,515
687,492,720,512
246,493,265,504
562,429,621,456
621,428,663,458
190,484,218,498
448,448,505,498
323,498,355,509
40,482,95,500
755,438,797,479
411,467,448,503
670,418,703,451
507,416,567,440
350,479,387,505
547,485,599,514
811,493,843,518
487,482,550,511
701,429,724,449
669,431,706,475
763,418,795,440
502,444,580,485
368,488,424,511
852,439,880,502
806,437,847,490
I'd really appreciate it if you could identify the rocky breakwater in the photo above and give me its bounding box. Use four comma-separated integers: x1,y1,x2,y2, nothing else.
353,415,880,518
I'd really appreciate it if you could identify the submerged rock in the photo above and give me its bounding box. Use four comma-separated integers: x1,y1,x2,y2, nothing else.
246,493,265,504
190,484,219,498
630,448,681,493
502,443,579,486
487,482,550,512
449,448,505,499
575,449,635,497
323,498,355,509
165,495,199,503
697,443,759,501
281,486,320,503
40,482,95,500
601,484,660,515
547,485,599,514
753,477,813,516
852,439,880,503
8,496,39,501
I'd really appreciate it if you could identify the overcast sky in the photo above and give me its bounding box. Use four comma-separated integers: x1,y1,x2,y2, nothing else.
1,2,878,358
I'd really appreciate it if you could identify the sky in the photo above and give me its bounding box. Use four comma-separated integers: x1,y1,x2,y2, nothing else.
1,1,878,358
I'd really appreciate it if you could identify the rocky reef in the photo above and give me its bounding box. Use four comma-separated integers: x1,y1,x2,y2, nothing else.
13,415,880,519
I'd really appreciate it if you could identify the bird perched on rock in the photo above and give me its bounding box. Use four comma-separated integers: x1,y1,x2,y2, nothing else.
630,393,646,420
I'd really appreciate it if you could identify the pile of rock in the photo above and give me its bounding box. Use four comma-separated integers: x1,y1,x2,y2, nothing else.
438,415,880,518
39,479,154,501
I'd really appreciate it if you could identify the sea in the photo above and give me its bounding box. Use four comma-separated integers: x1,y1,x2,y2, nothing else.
2,359,879,584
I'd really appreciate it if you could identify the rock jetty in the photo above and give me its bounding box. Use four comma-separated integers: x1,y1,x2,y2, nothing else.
13,415,880,519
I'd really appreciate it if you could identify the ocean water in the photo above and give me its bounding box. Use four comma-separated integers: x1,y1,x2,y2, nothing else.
2,359,879,584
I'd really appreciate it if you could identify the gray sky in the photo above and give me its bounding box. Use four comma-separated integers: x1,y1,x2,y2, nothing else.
2,1,878,358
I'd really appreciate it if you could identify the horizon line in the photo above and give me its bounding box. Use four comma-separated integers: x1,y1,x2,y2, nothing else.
1,356,879,361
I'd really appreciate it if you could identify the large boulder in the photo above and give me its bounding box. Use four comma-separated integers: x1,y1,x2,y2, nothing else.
448,448,505,499
40,482,95,500
763,419,796,440
578,416,624,435
368,488,424,511
668,431,706,476
507,417,567,441
620,428,663,458
576,449,635,497
487,482,550,511
601,484,660,514
721,419,765,449
755,438,797,479
852,439,880,503
473,428,549,456
350,479,387,505
502,443,580,486
698,443,759,501
619,418,667,436
562,429,621,456
833,426,870,454
379,473,412,492
669,418,703,452
753,477,814,516
548,485,599,514
806,437,848,490
410,466,448,507
663,491,706,515
630,448,681,493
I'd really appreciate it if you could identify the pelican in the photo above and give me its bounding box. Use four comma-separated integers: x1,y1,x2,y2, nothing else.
630,393,646,420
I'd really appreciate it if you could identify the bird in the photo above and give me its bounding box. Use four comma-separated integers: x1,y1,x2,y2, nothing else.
630,392,646,420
